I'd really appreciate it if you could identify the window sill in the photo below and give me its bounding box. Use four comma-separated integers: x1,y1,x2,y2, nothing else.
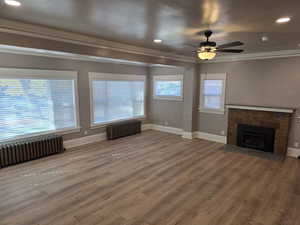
199,108,225,115
55,127,82,135
0,127,81,144
153,97,183,101
90,116,146,129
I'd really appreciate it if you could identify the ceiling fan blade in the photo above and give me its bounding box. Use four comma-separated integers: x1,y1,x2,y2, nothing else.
217,41,244,49
217,49,244,53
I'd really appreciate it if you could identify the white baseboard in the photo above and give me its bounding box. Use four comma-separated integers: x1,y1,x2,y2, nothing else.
194,131,227,144
150,124,183,135
144,123,194,139
64,133,107,149
148,124,227,143
142,123,153,131
287,147,300,158
146,124,226,143
182,131,194,139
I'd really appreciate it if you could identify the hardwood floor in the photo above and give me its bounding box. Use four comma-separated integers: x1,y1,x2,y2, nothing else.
0,130,299,225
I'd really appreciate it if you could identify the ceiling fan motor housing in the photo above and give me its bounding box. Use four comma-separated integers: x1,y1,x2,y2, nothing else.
204,30,213,38
199,41,216,47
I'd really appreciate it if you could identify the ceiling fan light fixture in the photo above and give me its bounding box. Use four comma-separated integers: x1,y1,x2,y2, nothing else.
194,30,244,60
276,17,290,23
261,36,269,42
197,51,216,60
153,39,162,43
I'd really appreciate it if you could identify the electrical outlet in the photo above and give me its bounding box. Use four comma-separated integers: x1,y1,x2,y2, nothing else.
84,131,88,135
294,142,299,148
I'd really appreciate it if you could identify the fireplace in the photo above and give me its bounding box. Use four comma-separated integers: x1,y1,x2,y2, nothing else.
227,105,293,156
237,124,275,153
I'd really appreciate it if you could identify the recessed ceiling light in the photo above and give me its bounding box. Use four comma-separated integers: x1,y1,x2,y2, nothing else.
153,39,162,43
261,36,269,42
276,17,291,23
4,0,21,7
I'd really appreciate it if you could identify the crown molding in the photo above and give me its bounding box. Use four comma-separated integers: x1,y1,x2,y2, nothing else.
0,18,194,64
203,49,300,63
0,45,190,68
149,64,183,68
0,44,152,66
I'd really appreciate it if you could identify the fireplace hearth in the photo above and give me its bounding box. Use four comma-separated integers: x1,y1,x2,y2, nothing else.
237,124,275,153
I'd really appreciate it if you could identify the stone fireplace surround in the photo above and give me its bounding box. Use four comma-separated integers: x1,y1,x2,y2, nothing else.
227,105,294,156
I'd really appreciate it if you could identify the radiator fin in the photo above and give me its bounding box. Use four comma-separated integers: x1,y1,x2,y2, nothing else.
0,135,64,168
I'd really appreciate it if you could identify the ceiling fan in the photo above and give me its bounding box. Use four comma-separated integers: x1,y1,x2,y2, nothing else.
194,30,244,60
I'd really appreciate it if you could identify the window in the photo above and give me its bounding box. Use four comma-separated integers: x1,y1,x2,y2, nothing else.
89,73,146,126
0,68,79,142
199,73,226,114
153,75,183,100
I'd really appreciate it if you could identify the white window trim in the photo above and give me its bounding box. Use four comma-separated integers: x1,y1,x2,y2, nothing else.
89,72,147,128
199,73,227,114
153,75,184,101
0,68,81,142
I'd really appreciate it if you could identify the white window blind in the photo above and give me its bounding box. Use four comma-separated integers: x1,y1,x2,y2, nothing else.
0,69,79,141
199,73,226,114
89,73,146,126
153,75,183,101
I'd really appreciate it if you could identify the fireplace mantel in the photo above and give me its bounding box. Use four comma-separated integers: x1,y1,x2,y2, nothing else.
226,105,294,114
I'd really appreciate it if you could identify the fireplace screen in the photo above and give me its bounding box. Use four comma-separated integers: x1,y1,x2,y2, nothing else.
237,124,275,153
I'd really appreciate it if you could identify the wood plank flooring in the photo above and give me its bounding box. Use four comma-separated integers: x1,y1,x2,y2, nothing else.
0,130,299,225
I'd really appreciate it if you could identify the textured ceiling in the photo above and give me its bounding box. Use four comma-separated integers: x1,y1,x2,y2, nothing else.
0,0,299,56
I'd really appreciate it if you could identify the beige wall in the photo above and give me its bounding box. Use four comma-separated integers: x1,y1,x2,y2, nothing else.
0,52,149,141
1,51,299,149
148,66,185,129
148,65,199,132
198,57,300,148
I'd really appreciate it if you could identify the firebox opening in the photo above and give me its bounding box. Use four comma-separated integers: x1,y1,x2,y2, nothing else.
237,124,275,153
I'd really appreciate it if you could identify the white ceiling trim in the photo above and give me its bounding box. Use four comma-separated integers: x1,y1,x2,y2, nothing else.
0,44,150,66
0,45,187,68
203,49,300,63
0,19,195,63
